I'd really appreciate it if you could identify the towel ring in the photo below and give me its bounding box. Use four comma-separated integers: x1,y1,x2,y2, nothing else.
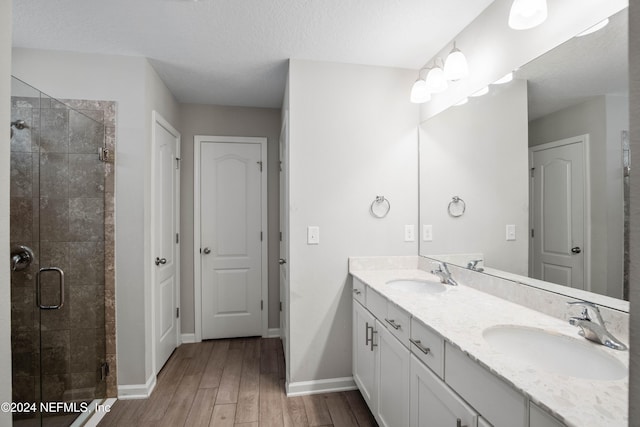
448,196,466,217
370,196,391,218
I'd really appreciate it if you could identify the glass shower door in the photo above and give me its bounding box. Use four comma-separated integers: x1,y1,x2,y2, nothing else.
10,77,107,426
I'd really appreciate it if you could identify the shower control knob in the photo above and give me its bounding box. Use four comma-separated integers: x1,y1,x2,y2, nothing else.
155,257,167,266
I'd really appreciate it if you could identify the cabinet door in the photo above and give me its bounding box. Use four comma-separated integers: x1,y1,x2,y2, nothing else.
377,320,410,427
410,355,478,427
353,300,377,410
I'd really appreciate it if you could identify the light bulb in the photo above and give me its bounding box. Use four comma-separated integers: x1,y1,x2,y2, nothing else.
444,46,469,81
410,79,431,103
493,72,514,85
425,66,448,93
508,0,547,30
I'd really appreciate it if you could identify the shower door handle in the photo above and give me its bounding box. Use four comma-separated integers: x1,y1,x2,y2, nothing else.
36,267,65,310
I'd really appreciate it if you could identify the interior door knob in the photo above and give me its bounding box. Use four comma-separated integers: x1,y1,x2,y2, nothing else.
203,247,211,255
155,257,167,266
571,246,582,254
279,258,287,265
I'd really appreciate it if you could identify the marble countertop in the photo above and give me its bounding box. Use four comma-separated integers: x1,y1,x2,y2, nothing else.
350,268,629,427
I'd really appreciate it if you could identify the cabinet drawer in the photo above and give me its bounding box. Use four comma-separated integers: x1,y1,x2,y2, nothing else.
445,343,526,427
384,302,411,346
410,318,444,378
352,277,366,304
366,287,387,321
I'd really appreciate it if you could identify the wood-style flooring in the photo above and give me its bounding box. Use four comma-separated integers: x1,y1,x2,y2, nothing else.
98,337,377,427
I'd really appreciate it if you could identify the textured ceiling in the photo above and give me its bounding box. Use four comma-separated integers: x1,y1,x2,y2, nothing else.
518,8,628,121
12,0,494,108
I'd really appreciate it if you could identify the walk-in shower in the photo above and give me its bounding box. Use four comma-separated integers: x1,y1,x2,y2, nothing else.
9,76,117,426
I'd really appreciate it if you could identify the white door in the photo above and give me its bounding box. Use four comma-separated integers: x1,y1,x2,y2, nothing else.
199,138,265,339
531,136,587,289
279,114,289,374
376,321,410,427
353,301,377,411
410,355,478,427
152,112,180,374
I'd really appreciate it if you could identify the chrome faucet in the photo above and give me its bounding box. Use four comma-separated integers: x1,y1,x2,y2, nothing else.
567,301,627,351
431,262,458,286
466,259,484,272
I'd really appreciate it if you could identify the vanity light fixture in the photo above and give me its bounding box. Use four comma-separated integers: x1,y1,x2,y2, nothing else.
508,0,548,30
425,62,448,93
443,42,469,81
410,69,431,103
493,72,514,85
470,86,489,97
576,18,609,37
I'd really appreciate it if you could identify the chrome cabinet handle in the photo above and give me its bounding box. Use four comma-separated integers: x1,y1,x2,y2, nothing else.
203,247,211,255
155,257,167,266
370,330,378,351
365,322,372,346
456,418,467,427
37,267,65,310
385,318,401,330
353,289,362,295
410,338,431,355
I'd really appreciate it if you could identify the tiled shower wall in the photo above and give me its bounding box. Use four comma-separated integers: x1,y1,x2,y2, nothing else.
10,95,117,406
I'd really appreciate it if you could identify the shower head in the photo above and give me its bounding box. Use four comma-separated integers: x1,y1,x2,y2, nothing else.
10,119,29,138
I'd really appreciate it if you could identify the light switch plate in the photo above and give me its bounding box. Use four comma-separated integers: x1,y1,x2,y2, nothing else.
405,225,415,242
307,226,320,244
506,224,516,241
423,225,433,241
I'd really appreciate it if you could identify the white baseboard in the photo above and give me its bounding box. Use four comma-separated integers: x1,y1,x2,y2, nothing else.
266,328,281,338
117,374,157,400
181,333,197,344
286,376,357,397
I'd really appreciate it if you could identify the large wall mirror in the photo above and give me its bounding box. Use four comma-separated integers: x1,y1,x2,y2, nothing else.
419,7,629,305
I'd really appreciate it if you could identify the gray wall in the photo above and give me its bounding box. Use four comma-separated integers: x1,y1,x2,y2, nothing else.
419,80,530,275
529,95,628,298
287,59,419,384
11,49,181,389
178,104,281,333
629,0,640,423
0,0,12,424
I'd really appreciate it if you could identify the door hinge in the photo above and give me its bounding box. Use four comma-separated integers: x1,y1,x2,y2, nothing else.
260,231,263,241
531,229,535,238
257,161,263,172
176,233,179,244
280,301,282,312
279,161,282,172
280,231,283,242
176,307,180,318
261,300,264,311
530,167,535,178
100,362,110,381
176,157,181,169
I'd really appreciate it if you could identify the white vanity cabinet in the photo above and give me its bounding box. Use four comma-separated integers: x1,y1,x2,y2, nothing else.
530,402,565,427
410,354,478,427
353,300,378,411
376,319,410,427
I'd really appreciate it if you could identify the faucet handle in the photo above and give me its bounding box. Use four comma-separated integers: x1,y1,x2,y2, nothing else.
567,301,604,325
467,259,483,270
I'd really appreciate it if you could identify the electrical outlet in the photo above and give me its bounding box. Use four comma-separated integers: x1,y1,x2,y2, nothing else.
506,224,516,241
423,225,433,241
307,226,319,244
405,225,415,242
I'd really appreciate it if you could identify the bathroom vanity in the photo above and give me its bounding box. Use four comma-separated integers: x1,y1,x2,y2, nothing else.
349,257,628,427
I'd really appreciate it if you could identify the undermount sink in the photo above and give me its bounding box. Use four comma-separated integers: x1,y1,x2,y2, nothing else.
483,325,627,381
386,279,446,294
